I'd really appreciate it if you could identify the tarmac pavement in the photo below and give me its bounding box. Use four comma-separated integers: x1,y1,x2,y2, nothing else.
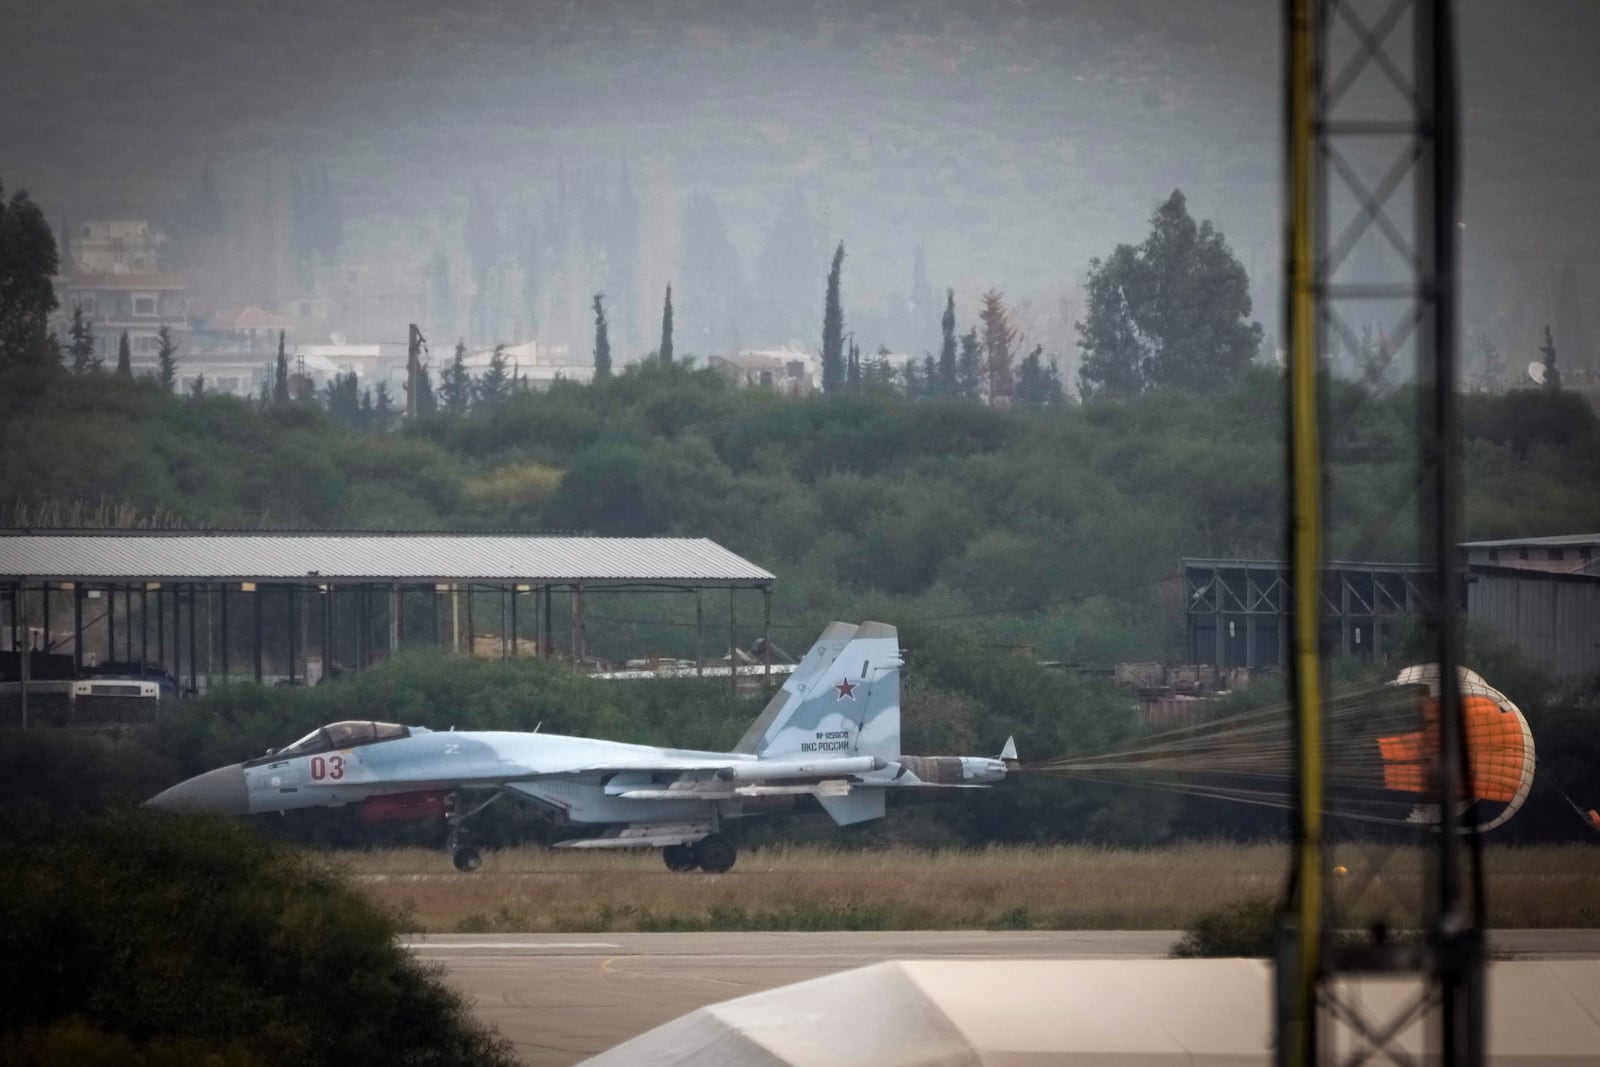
405,930,1600,1066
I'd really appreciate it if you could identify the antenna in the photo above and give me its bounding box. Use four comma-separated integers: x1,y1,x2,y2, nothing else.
1528,362,1547,385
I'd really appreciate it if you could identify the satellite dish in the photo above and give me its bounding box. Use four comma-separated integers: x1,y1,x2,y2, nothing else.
1528,362,1548,385
329,330,347,345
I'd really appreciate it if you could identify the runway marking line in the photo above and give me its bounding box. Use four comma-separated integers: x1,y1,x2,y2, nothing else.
403,941,622,950
600,954,746,988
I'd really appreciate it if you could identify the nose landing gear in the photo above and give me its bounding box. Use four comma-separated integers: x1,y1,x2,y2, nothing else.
445,791,502,873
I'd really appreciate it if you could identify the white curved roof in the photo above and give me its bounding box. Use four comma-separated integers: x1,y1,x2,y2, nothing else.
582,958,1600,1066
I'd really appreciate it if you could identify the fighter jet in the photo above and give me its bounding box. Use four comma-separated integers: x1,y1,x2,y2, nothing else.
147,622,1017,873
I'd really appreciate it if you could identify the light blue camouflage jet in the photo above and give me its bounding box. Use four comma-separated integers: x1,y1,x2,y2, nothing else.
147,622,1017,873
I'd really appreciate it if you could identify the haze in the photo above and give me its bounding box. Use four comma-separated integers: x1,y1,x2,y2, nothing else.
3,0,1595,380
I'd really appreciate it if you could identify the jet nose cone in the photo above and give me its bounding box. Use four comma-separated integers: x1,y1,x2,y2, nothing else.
146,764,249,815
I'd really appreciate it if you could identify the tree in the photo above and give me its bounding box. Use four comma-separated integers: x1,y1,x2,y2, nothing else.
439,341,473,414
978,289,1018,405
1077,189,1262,398
373,381,395,432
920,353,938,398
846,338,862,393
0,181,60,369
659,284,674,365
956,327,983,399
324,370,361,426
155,325,178,392
115,330,132,378
67,305,96,374
821,242,845,393
1015,344,1065,407
188,372,206,399
273,330,290,404
592,293,612,381
476,343,512,409
414,361,437,416
1539,325,1563,390
902,354,922,399
937,289,958,396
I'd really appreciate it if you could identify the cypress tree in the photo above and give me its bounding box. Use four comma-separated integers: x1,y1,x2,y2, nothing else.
956,328,983,399
273,330,290,404
937,289,957,395
846,339,861,393
188,373,206,399
820,242,845,392
115,330,132,378
659,284,674,365
373,381,395,431
156,325,178,392
592,293,612,381
68,305,96,374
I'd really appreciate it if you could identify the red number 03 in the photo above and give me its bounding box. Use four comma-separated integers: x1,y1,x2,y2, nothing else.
310,756,345,781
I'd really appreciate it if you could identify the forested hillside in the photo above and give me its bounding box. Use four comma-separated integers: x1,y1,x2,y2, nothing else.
5,362,1599,664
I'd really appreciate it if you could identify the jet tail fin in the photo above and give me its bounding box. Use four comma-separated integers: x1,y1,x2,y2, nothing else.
999,736,1019,766
734,622,858,754
743,622,902,763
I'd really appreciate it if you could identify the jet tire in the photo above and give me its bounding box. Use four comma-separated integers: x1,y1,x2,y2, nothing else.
452,846,482,872
692,834,736,874
662,844,697,872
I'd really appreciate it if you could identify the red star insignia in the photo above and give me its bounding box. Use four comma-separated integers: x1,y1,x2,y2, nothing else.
834,678,857,701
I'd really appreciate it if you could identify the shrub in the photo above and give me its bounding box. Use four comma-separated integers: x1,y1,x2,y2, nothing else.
0,810,516,1067
1170,895,1279,957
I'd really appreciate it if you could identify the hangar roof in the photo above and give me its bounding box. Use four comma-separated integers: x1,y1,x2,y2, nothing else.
0,531,774,587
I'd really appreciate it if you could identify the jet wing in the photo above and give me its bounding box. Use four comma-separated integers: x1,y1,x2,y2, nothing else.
355,755,755,791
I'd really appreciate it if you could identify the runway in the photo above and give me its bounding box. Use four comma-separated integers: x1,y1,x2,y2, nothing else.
404,930,1600,1066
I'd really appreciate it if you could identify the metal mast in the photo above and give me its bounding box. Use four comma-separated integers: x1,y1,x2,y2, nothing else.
1278,1,1483,1065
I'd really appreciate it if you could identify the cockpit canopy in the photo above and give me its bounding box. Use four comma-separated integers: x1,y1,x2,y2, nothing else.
279,721,410,756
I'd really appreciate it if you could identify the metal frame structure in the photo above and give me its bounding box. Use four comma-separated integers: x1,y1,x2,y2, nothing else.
1184,558,1434,668
1279,2,1483,1065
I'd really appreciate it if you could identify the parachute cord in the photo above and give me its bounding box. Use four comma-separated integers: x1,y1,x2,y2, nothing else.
1541,771,1600,833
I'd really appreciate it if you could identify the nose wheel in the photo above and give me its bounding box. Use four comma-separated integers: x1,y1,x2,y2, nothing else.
444,791,501,873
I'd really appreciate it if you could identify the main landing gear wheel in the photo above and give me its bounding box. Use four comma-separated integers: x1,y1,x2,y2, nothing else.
662,844,697,872
452,846,482,872
692,833,736,874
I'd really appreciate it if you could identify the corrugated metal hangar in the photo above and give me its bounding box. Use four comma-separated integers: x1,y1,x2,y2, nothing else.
0,530,777,725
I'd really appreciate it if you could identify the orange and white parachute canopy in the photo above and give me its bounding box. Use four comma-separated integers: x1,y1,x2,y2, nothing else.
1025,664,1536,832
1379,664,1536,833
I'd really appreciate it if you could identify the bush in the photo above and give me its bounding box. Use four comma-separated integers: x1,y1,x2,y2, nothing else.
1170,895,1279,958
0,810,516,1067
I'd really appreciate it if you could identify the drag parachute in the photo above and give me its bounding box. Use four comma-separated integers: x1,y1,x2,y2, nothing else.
1028,665,1536,832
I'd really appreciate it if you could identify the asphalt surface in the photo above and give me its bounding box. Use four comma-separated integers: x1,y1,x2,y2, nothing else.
404,930,1600,1066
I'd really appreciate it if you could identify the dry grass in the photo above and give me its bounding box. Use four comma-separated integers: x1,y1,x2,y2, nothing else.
327,843,1600,933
